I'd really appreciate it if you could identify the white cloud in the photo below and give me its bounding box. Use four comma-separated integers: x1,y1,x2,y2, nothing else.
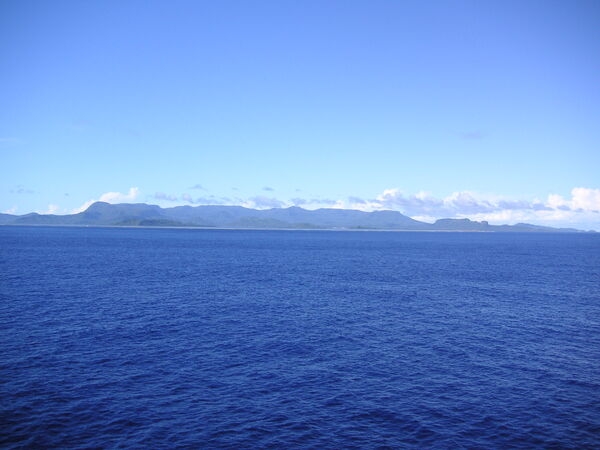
545,188,600,213
377,188,401,205
337,187,599,230
290,197,339,209
34,204,63,215
74,200,96,214
330,200,350,210
3,206,17,215
243,196,285,209
344,198,381,212
182,193,195,203
98,187,139,203
410,215,437,224
45,204,60,214
570,187,600,212
73,187,140,213
547,193,566,209
443,191,495,214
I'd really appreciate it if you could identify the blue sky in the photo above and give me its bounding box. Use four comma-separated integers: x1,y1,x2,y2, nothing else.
1,0,599,229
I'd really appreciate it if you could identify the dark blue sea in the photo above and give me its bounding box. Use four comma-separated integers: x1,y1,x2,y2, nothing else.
1,227,599,449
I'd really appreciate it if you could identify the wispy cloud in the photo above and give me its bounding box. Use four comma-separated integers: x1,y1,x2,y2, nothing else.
45,204,60,215
263,186,274,192
181,193,233,205
317,198,338,206
348,196,367,204
369,189,515,216
181,193,195,203
189,184,206,190
153,192,178,202
291,198,308,206
10,185,35,194
244,196,285,209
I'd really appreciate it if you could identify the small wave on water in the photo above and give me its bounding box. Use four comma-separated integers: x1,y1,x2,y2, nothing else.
1,227,599,448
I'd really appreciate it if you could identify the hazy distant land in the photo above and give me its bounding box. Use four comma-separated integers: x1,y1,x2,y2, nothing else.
0,202,590,232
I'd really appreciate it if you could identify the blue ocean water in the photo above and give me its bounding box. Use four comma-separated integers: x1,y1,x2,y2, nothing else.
1,227,599,449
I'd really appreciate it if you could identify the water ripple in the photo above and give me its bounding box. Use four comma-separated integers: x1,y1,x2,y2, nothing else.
1,228,599,448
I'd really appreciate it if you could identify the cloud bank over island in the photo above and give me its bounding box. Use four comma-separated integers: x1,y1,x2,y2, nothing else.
50,185,599,231
340,187,600,230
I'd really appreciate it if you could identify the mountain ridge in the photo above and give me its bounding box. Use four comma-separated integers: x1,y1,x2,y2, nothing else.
0,201,590,232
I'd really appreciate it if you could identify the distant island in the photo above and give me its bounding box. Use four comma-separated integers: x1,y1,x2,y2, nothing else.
0,201,591,232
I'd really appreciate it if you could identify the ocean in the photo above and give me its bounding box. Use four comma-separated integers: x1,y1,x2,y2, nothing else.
1,226,599,448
